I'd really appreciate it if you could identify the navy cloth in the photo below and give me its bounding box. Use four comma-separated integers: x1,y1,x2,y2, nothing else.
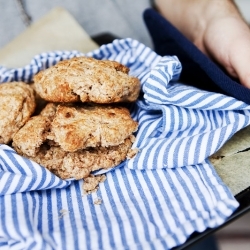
143,8,250,105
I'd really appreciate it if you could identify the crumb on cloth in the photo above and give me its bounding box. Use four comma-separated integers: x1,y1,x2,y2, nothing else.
83,174,106,195
127,148,139,159
94,198,103,205
59,209,68,219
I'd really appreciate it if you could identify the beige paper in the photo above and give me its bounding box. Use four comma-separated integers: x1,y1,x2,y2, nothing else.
212,125,250,157
0,7,99,68
210,125,250,195
211,151,250,195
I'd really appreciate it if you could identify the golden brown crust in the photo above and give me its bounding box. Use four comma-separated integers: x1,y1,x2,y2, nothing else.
12,116,51,157
50,104,138,152
33,57,140,103
0,82,36,144
12,103,58,157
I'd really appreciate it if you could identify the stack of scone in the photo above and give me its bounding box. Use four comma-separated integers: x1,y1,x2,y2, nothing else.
10,57,140,181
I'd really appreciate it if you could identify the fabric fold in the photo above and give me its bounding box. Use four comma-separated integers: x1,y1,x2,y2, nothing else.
0,145,72,196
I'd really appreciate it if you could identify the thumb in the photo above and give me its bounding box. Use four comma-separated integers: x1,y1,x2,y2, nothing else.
228,39,250,88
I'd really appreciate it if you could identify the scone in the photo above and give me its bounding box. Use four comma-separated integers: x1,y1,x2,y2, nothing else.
33,56,140,103
0,82,36,144
12,103,137,180
49,104,138,152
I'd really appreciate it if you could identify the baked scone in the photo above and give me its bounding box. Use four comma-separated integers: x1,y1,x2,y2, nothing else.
0,82,36,144
49,104,138,152
26,137,133,180
12,103,138,180
33,56,140,103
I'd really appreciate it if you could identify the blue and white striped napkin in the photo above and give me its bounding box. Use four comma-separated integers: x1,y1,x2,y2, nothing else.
0,38,249,250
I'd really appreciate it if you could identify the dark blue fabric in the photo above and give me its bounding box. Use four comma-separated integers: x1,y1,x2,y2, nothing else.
143,8,250,105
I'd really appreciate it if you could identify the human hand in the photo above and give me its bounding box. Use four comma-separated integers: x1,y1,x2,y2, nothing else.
155,0,250,88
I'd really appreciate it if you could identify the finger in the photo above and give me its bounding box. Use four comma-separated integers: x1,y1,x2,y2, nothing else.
228,37,250,88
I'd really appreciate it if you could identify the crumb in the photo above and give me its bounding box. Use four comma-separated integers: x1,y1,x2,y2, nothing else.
83,174,106,194
59,209,68,218
209,155,224,165
127,148,139,159
94,198,102,205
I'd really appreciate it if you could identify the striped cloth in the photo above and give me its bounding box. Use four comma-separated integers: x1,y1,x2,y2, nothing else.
0,38,249,249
